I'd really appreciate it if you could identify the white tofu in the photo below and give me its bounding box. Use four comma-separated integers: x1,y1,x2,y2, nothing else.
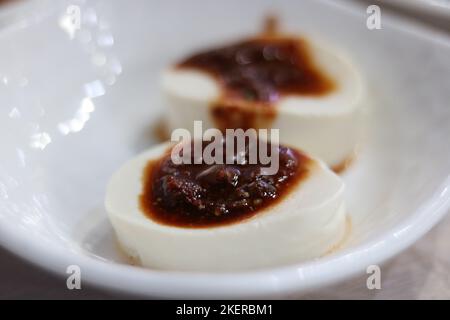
105,142,347,271
162,38,364,167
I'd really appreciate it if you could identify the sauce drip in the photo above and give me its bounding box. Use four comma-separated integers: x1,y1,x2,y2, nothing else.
140,139,310,228
177,36,336,130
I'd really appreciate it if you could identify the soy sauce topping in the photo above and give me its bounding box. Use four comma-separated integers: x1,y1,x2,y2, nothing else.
140,139,310,228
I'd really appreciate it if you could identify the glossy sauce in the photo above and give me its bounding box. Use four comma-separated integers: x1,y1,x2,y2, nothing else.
177,36,336,131
140,140,311,228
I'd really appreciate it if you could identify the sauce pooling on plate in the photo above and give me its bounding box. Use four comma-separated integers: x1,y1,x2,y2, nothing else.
177,35,336,130
140,139,311,228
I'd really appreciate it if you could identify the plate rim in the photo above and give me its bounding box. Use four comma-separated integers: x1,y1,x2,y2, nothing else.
0,177,449,298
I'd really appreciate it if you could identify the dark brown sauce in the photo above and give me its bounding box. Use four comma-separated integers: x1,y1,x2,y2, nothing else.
211,101,276,131
331,153,355,175
153,119,170,142
140,139,311,228
177,35,336,131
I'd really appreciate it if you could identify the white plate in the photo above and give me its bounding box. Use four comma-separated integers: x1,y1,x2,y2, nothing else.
0,0,449,298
